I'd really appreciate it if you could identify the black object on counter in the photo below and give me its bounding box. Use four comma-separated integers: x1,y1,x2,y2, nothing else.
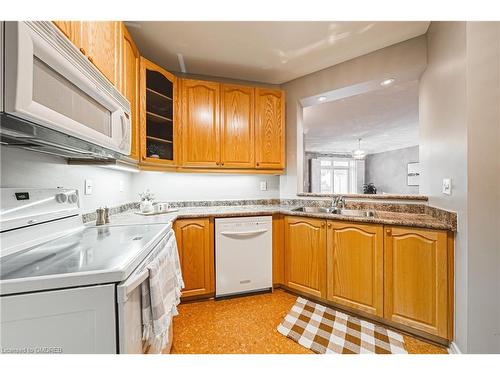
363,183,377,194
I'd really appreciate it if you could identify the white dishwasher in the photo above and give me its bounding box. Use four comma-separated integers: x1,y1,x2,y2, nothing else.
215,216,273,298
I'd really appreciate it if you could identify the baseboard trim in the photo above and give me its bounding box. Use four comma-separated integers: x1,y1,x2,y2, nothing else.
448,341,462,354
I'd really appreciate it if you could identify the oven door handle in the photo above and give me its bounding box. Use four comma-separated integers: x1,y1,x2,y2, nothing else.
116,228,174,303
117,268,149,303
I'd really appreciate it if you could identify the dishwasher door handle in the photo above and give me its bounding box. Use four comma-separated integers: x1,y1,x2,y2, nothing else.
220,229,269,237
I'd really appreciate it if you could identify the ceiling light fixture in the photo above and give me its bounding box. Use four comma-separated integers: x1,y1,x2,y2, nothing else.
352,138,366,160
380,78,395,87
318,96,327,102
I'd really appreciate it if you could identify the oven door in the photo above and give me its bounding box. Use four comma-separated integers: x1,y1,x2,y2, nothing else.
116,277,148,354
116,229,175,354
3,22,131,155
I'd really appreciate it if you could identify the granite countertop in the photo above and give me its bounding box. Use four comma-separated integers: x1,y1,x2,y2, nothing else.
104,204,455,231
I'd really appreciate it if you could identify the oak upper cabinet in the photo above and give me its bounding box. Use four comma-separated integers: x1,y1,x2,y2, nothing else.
284,216,327,298
79,21,121,86
174,218,214,298
53,21,81,46
139,58,177,167
327,222,384,317
384,226,449,339
220,84,255,168
120,25,140,160
181,79,220,168
255,88,285,169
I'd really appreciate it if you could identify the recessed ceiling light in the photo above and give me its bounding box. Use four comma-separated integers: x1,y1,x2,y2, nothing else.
318,96,327,102
380,78,395,86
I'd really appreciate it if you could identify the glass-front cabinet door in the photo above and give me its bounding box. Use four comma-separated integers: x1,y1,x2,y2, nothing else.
139,57,177,168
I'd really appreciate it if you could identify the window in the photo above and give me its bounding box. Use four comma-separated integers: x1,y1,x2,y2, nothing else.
320,169,333,193
318,158,357,194
333,169,348,193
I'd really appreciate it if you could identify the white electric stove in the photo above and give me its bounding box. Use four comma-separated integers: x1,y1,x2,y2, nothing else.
0,188,175,354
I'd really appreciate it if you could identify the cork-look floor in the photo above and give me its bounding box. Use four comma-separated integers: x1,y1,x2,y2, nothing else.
171,289,448,354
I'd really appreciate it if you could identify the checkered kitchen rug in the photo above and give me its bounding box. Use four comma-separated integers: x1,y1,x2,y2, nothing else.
278,297,407,354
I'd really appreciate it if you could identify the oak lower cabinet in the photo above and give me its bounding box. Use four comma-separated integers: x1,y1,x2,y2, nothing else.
384,226,450,339
174,218,214,298
284,217,327,298
327,222,384,317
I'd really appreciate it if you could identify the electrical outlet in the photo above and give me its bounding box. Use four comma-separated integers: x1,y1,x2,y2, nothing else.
84,179,93,195
260,181,267,191
119,180,124,192
442,178,452,195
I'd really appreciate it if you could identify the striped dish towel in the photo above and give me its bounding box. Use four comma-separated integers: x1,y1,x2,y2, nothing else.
141,231,184,353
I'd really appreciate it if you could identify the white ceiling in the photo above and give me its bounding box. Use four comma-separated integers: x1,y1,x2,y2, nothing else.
127,21,429,84
303,80,419,154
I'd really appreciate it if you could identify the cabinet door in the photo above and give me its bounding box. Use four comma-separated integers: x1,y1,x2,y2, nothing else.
384,227,449,338
139,57,177,167
121,25,140,161
174,218,214,298
284,216,326,298
220,84,255,168
327,221,383,317
255,88,285,169
181,79,220,167
272,214,285,285
80,21,121,85
53,21,81,47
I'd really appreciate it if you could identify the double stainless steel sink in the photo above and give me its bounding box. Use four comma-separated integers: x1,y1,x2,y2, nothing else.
291,206,375,218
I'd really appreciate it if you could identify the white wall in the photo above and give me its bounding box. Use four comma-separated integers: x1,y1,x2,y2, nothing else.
419,21,468,352
280,36,427,198
365,146,419,195
130,171,279,202
0,147,280,213
465,22,500,353
420,21,500,353
0,147,135,213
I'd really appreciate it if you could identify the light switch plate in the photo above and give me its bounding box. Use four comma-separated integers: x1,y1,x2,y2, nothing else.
84,179,93,195
442,178,452,195
260,181,267,191
119,180,124,192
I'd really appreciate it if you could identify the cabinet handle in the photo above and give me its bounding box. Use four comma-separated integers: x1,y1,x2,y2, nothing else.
256,162,260,167
79,47,86,55
216,162,220,166
386,229,392,236
327,223,332,228
221,162,224,166
321,222,325,228
88,56,94,64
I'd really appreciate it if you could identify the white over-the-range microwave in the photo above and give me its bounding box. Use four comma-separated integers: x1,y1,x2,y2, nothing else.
0,21,131,157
